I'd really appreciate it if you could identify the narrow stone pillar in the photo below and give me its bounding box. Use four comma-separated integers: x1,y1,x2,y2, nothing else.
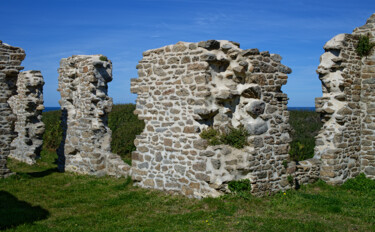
353,13,375,179
8,70,45,164
57,55,130,177
315,13,375,183
0,40,25,177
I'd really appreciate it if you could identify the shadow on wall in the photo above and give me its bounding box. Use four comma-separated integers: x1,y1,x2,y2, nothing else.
0,191,49,230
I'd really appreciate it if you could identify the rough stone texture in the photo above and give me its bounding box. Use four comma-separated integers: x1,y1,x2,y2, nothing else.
287,159,321,187
57,55,130,177
8,71,45,164
315,13,375,184
131,40,292,197
0,40,25,178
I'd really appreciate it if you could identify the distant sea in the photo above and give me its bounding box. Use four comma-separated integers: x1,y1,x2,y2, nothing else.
288,107,315,111
44,107,60,112
44,106,315,112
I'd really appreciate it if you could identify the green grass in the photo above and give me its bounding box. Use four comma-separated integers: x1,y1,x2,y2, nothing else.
1,107,374,231
288,110,322,161
1,152,375,231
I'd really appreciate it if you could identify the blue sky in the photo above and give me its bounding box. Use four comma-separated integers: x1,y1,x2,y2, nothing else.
1,0,374,107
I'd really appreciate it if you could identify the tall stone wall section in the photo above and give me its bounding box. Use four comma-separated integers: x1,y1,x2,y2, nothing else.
315,13,375,183
0,41,25,178
131,40,292,198
8,71,45,164
57,55,130,177
353,14,375,179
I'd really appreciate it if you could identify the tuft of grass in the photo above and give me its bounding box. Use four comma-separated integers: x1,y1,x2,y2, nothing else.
356,35,375,57
341,173,375,193
228,179,251,193
99,55,108,61
220,127,249,149
200,127,249,149
288,110,322,161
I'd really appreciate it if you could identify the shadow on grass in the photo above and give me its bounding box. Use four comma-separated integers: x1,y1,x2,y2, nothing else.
27,168,58,178
0,191,49,230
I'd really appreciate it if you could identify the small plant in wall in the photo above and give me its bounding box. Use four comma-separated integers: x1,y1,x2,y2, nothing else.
287,175,294,185
356,35,375,57
228,179,251,193
99,55,108,61
200,126,249,149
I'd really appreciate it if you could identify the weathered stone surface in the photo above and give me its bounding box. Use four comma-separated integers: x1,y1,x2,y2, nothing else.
131,40,291,198
57,55,130,177
9,71,45,164
0,40,25,178
315,13,375,183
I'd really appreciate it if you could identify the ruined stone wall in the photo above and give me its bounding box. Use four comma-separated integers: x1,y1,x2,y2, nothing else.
0,41,25,178
8,71,45,164
57,55,130,177
353,14,375,179
315,13,375,183
131,40,292,198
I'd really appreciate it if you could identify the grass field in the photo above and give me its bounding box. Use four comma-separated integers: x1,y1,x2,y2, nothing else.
2,151,375,231
1,107,374,231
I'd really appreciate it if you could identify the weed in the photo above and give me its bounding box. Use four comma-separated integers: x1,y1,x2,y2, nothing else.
356,35,375,57
282,160,288,169
200,127,249,148
341,173,375,193
287,175,294,184
220,127,249,149
228,179,251,193
99,55,108,61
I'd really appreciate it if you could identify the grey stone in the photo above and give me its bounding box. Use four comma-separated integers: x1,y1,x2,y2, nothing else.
245,119,268,135
198,40,220,50
246,100,265,117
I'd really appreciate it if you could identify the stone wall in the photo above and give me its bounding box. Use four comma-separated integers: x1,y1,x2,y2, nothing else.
131,40,292,197
315,13,375,183
8,71,45,164
0,40,25,178
353,14,375,179
57,55,130,177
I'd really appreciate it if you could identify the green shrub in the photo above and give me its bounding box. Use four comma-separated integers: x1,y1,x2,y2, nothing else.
220,127,249,149
288,110,322,161
108,104,145,164
42,110,62,150
228,179,251,193
356,35,375,57
200,126,249,148
341,173,375,193
99,55,108,61
200,127,219,141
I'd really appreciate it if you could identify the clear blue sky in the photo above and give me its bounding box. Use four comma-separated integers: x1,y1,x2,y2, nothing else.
1,0,374,107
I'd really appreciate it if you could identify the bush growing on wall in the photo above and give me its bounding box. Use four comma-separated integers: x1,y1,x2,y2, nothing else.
200,127,249,149
356,35,375,57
